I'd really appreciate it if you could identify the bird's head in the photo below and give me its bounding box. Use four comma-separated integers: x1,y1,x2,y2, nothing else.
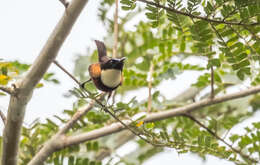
101,57,126,70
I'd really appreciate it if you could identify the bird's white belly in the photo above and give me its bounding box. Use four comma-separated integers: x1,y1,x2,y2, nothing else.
101,69,121,88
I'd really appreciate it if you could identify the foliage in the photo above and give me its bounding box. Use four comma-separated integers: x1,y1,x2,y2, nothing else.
0,0,260,165
0,60,59,95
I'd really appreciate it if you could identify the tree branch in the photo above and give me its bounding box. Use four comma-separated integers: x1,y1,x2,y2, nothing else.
0,110,6,125
53,60,81,85
64,85,260,147
0,85,14,95
1,0,89,165
136,0,259,26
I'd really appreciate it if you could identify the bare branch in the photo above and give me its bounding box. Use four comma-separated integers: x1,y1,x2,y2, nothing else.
0,110,6,125
136,0,259,26
53,60,81,86
65,120,131,146
112,0,119,58
65,85,260,146
0,85,14,95
1,0,89,165
58,102,95,135
182,114,257,163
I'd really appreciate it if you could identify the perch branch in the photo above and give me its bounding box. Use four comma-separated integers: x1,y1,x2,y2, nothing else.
53,60,81,85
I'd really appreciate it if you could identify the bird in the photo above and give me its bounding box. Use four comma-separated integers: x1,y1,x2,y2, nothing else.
81,40,126,97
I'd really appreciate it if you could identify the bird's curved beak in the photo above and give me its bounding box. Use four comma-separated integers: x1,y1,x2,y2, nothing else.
119,57,126,62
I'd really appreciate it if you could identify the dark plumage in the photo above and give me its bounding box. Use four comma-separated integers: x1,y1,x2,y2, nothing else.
81,40,125,93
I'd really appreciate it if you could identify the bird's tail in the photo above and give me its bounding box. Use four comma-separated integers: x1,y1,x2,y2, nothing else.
94,40,108,62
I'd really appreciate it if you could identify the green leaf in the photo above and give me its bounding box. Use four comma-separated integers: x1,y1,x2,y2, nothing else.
209,58,221,68
146,123,155,129
93,141,99,151
237,59,250,68
68,156,74,165
205,136,211,147
236,53,247,61
229,134,240,143
253,122,260,129
0,91,6,96
180,37,186,52
198,135,204,145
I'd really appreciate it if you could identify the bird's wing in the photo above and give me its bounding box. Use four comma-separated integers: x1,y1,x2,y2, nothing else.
88,63,101,78
95,40,109,63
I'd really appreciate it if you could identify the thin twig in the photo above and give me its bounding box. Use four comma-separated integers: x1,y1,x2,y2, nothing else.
136,0,259,26
147,63,154,112
210,65,214,99
112,0,119,58
182,113,258,163
53,60,81,86
0,110,6,125
91,96,165,147
0,85,13,95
